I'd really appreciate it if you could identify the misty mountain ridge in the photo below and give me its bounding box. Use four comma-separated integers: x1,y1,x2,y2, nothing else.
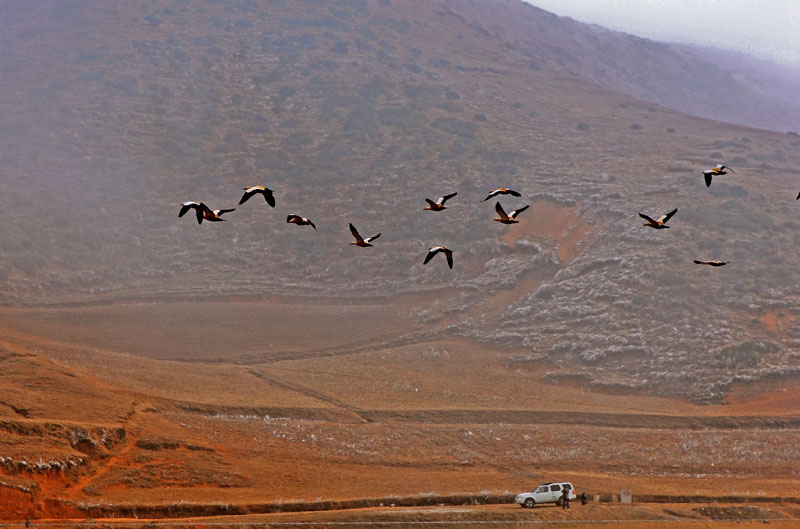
545,16,800,134
1,0,799,401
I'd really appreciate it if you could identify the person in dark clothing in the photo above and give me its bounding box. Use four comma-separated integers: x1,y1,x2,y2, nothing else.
580,492,589,506
561,487,570,509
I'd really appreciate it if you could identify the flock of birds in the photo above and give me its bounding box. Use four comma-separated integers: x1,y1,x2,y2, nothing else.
179,186,531,269
636,163,745,267
180,165,749,270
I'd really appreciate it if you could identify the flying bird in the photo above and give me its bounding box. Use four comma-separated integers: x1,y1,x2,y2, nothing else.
494,202,530,224
179,201,205,224
639,208,677,229
693,260,728,267
349,223,380,247
179,202,233,224
423,245,454,269
424,192,458,211
287,214,316,230
703,164,734,187
482,188,522,201
204,207,235,223
239,185,275,207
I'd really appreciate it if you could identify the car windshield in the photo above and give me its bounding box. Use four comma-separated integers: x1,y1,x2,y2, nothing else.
534,487,547,493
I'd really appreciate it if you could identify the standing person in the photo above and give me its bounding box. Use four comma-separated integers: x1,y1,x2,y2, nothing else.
581,492,589,506
561,487,570,509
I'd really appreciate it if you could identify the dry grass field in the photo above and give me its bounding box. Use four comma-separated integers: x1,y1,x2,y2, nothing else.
2,298,799,521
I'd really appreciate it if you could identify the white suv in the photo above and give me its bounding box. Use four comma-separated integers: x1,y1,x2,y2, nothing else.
515,482,577,508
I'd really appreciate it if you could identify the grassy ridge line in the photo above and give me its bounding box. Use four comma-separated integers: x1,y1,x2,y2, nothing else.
0,288,459,310
55,494,800,520
357,410,800,429
176,406,800,429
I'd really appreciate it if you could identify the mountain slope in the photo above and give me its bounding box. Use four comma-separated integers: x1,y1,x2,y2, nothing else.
1,0,799,400
500,3,800,133
676,42,800,130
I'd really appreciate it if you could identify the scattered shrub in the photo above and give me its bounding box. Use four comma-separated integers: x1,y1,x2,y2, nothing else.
354,39,372,51
282,131,312,152
343,104,380,142
359,77,388,98
402,82,441,109
437,101,463,113
432,117,477,138
309,60,341,71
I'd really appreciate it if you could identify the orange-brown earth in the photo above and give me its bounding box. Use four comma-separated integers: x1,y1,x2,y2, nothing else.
79,504,800,529
502,201,594,264
1,297,799,522
761,311,795,335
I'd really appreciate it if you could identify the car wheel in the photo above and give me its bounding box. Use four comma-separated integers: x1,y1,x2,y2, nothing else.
524,498,535,509
556,499,562,507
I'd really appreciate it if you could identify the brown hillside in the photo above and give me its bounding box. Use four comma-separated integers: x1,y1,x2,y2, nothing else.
1,0,799,399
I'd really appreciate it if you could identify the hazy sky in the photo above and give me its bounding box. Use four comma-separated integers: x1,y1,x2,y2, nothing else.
526,0,800,68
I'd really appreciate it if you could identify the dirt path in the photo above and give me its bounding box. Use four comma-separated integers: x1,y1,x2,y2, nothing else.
246,369,365,415
8,501,800,526
58,402,142,497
